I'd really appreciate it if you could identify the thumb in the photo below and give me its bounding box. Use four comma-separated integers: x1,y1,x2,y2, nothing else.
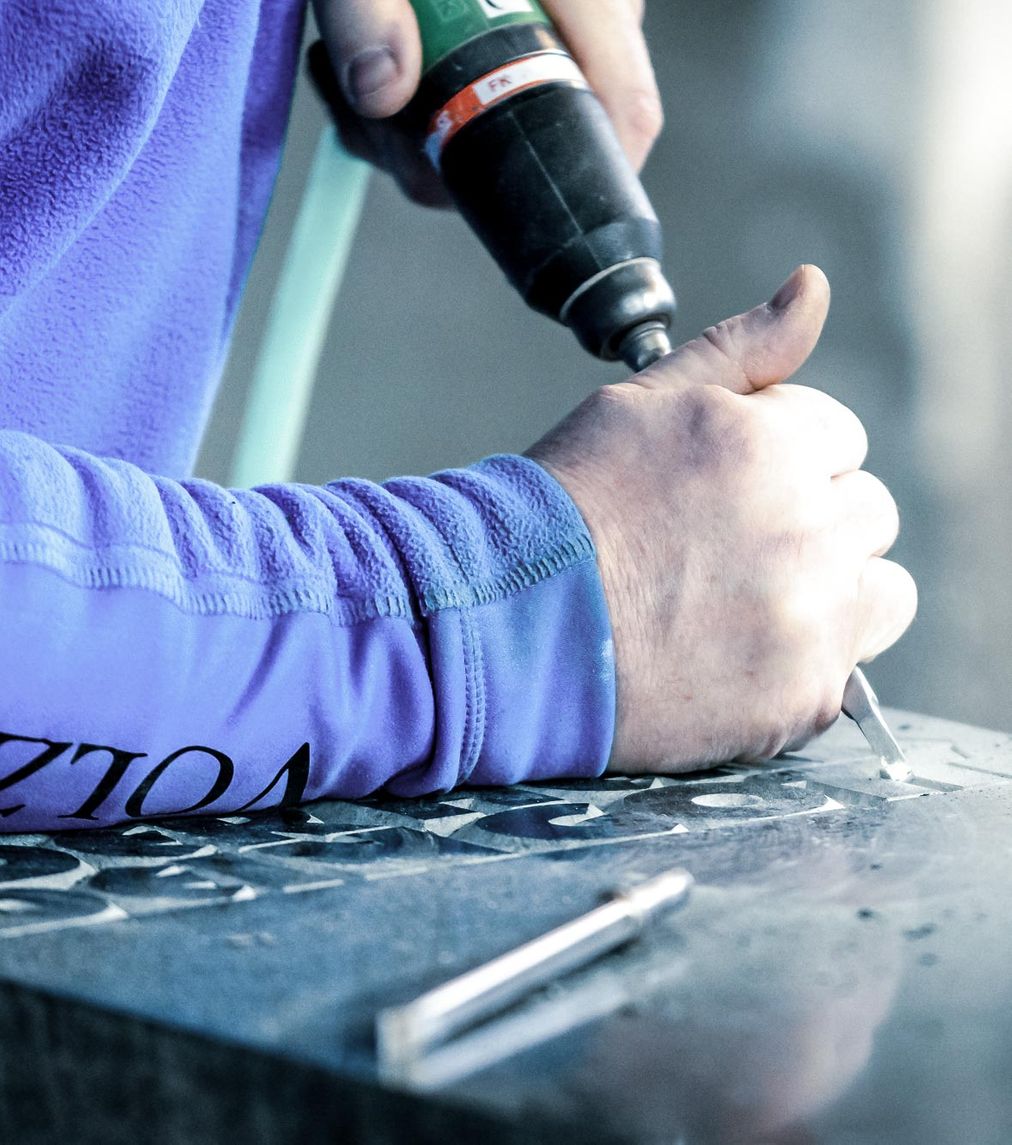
640,265,831,394
312,0,422,118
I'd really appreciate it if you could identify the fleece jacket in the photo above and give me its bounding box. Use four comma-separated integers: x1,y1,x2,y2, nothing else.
0,0,614,830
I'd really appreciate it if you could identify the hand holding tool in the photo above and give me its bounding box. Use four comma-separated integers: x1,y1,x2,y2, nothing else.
309,6,912,775
311,0,677,370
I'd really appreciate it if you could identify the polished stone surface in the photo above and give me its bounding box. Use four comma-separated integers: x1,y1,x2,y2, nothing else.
2,710,1012,1143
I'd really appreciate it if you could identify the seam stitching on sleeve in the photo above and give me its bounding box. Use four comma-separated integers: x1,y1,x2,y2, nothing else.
456,608,487,786
0,527,597,623
418,535,595,613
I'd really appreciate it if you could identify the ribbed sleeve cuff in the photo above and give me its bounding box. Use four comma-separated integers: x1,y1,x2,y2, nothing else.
385,455,615,795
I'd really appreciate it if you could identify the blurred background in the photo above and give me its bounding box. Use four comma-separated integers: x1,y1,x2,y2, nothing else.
200,0,1012,731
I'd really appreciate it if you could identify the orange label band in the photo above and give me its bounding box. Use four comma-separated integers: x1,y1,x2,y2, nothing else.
425,51,589,168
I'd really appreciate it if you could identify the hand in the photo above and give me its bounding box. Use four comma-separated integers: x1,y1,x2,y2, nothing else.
311,0,662,204
527,265,917,772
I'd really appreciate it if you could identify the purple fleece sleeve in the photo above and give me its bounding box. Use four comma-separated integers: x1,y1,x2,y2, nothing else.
0,433,615,830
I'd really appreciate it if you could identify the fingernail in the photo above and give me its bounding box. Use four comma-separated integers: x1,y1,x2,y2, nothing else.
344,47,399,108
769,266,805,311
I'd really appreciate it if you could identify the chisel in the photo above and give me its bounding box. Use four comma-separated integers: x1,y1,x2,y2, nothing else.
376,867,693,1078
842,666,912,782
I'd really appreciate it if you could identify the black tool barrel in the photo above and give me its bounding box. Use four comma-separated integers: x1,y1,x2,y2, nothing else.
309,24,676,363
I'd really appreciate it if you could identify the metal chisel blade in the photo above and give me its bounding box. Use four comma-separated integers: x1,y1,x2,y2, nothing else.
842,667,911,782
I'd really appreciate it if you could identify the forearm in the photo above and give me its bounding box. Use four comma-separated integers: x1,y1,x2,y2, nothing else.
0,434,614,829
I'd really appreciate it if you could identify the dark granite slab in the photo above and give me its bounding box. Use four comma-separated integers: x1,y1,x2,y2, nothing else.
1,710,1011,1143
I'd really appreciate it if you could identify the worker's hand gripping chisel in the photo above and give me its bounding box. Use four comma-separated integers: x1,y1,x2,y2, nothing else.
312,0,910,779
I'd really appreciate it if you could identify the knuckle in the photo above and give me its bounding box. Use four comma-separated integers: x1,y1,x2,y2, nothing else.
765,579,808,641
850,408,870,461
811,389,869,459
700,318,736,355
790,679,842,743
891,561,919,617
854,470,900,536
859,468,892,502
764,559,833,645
677,384,755,469
552,381,649,458
811,689,844,735
588,379,649,421
877,477,899,513
698,320,752,391
741,667,841,762
868,556,917,610
685,381,741,429
879,488,901,540
623,86,665,145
